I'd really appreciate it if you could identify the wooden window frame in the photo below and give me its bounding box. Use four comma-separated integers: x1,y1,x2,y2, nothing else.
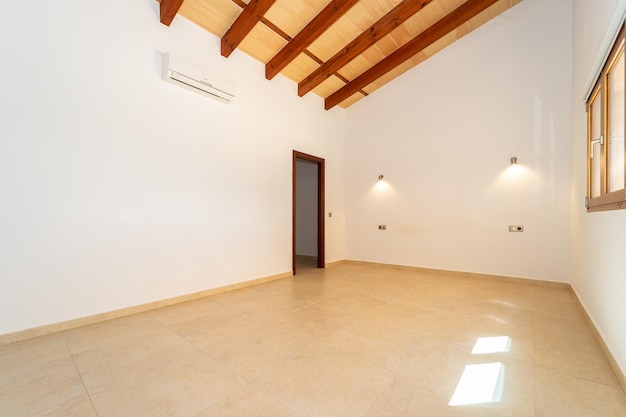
586,24,626,212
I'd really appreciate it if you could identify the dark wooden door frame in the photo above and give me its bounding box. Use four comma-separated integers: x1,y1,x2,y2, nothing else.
292,151,325,274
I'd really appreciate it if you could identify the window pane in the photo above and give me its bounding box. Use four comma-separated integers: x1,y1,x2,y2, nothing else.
608,51,625,193
590,94,602,198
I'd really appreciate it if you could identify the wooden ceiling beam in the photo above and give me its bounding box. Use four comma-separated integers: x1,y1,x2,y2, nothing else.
265,0,360,80
325,0,499,110
299,0,435,97
221,0,278,58
159,0,185,27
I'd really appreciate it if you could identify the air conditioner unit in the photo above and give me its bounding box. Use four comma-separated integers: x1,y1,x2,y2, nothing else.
162,52,235,103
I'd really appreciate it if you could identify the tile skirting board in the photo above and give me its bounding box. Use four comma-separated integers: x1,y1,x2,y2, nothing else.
0,271,293,347
345,260,570,288
325,259,346,268
570,286,626,395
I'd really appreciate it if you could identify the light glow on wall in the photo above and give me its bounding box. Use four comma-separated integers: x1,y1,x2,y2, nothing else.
497,162,529,182
371,177,393,196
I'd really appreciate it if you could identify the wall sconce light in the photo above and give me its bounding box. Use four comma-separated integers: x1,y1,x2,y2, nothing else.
510,157,518,165
378,174,384,181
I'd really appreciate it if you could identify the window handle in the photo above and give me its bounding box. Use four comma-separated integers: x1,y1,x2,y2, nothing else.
590,135,604,158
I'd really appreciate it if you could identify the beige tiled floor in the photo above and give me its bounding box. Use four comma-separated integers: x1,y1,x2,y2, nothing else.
2,263,626,417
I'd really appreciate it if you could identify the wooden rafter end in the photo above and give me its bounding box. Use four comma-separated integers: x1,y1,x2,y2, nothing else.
159,0,185,27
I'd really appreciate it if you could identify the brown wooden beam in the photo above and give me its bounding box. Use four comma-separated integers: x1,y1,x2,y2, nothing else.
221,0,278,58
299,0,434,97
265,0,360,80
227,0,368,97
257,8,370,97
159,0,185,27
325,0,499,110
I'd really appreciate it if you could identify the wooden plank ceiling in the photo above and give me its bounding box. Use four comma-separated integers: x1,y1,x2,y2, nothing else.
158,0,523,109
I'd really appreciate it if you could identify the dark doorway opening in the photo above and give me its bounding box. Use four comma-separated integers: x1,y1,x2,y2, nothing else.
292,151,325,275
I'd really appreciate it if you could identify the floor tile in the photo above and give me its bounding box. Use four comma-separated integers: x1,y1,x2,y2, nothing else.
256,343,396,417
534,339,618,387
319,318,427,373
0,355,86,417
365,370,534,417
194,383,299,417
148,297,239,327
172,313,320,382
0,334,70,374
1,263,625,417
535,366,626,417
71,328,199,392
37,394,98,417
85,348,247,417
63,313,168,355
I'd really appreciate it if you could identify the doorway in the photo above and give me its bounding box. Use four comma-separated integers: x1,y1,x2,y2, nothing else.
292,151,325,275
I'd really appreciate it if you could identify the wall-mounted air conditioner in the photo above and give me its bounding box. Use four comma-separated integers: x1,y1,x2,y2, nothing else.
162,52,235,103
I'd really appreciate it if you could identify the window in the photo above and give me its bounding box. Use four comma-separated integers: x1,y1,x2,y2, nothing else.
586,24,626,212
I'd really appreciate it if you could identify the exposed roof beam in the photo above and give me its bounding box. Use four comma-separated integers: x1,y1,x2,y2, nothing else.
221,0,278,58
325,0,499,110
226,0,369,97
298,0,435,97
159,0,185,27
265,0,360,80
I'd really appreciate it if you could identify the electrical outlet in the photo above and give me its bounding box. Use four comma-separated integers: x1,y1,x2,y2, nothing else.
508,225,524,232
378,225,387,230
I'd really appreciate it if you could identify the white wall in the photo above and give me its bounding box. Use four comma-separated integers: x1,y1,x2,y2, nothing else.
0,0,346,335
295,160,318,257
345,0,572,282
571,0,626,377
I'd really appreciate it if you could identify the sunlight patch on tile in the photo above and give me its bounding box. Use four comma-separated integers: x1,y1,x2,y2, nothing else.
472,336,511,354
449,363,505,406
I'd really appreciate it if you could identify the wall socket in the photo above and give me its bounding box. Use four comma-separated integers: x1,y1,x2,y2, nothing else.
508,225,524,232
378,225,387,230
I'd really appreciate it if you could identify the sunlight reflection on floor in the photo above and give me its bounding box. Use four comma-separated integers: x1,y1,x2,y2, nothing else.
449,362,505,406
472,336,511,354
449,336,511,406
